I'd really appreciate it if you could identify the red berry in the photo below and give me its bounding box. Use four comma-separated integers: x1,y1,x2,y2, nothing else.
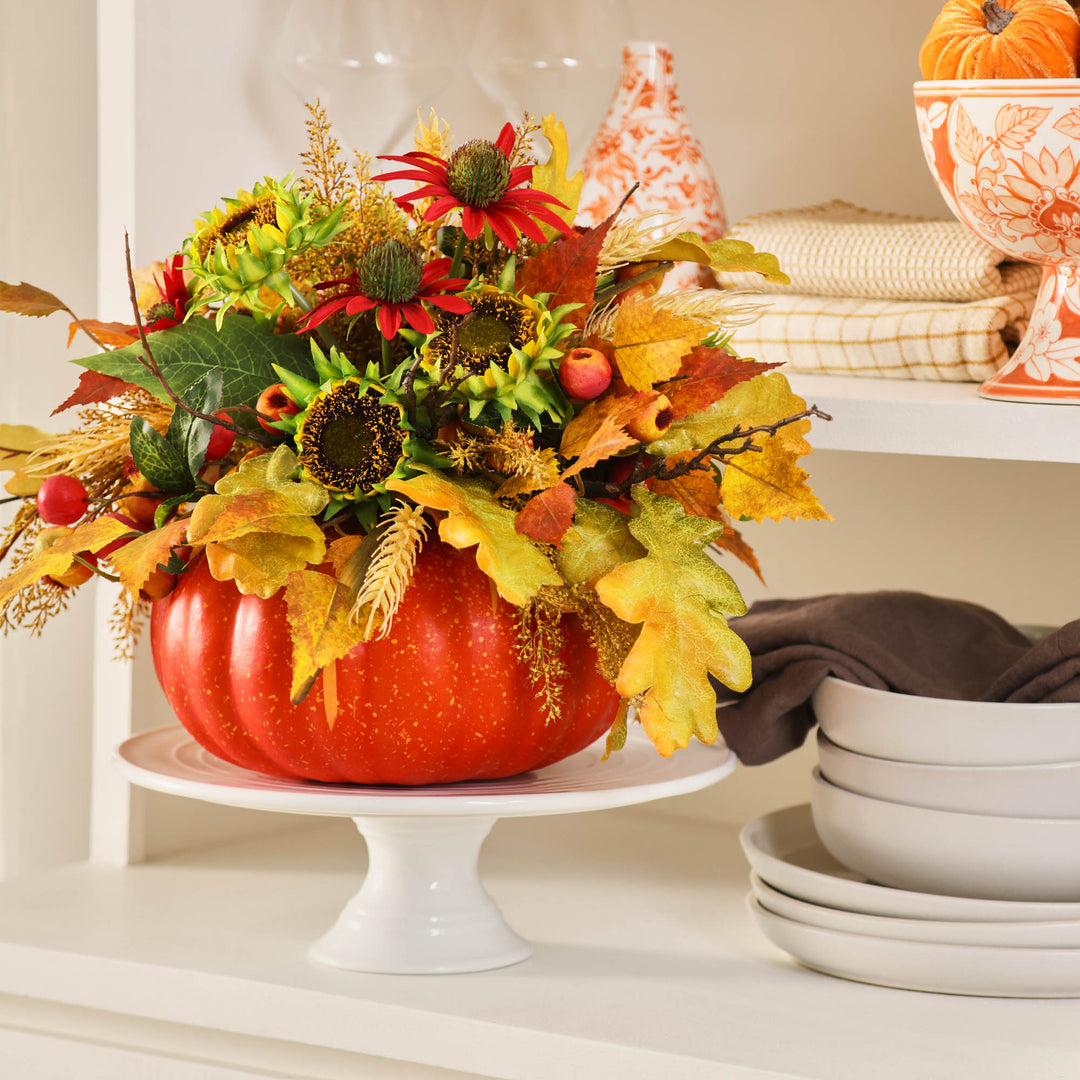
205,412,236,460
37,475,89,525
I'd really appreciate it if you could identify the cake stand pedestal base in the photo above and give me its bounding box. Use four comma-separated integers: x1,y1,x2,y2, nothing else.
311,815,530,974
115,725,735,975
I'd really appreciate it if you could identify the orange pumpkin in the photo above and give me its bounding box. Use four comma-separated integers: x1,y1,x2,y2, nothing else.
919,0,1080,80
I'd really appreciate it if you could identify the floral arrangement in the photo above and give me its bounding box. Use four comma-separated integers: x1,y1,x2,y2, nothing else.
0,106,828,761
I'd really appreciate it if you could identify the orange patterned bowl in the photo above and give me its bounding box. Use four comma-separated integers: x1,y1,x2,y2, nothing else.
915,80,1080,403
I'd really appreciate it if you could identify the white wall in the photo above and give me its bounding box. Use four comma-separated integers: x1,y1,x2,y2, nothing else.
0,0,100,875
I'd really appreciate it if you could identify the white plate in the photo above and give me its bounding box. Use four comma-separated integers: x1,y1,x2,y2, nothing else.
812,676,1080,766
811,769,1080,902
751,874,1080,948
115,723,736,817
748,896,1080,997
739,804,1080,922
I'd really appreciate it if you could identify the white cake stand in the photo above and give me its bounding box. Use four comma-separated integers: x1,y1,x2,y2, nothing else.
115,725,735,975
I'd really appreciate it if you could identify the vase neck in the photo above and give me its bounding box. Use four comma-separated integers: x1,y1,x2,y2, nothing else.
621,41,679,113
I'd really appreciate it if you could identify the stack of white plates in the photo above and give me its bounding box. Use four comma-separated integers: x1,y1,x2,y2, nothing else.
740,804,1080,996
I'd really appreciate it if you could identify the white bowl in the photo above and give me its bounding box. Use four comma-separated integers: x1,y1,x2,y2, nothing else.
817,730,1080,819
810,768,1080,902
812,676,1080,766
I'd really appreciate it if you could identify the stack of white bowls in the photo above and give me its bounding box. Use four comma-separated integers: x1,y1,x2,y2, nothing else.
740,677,1080,996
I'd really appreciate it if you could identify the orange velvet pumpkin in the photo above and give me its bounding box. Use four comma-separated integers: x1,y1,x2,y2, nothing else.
919,0,1080,80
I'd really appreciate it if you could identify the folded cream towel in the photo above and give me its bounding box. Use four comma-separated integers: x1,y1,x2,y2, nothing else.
715,200,1035,303
732,263,1040,382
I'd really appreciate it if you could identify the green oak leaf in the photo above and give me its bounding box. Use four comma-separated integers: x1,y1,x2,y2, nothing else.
72,316,317,409
129,417,193,492
165,367,223,480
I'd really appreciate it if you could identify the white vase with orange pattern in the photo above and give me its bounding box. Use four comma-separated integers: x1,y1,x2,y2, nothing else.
578,42,726,288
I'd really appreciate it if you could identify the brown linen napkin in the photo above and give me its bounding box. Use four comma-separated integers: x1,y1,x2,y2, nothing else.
711,592,1077,766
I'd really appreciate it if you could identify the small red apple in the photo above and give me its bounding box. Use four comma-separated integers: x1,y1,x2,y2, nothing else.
204,411,237,460
256,383,300,433
615,261,663,303
559,347,612,400
626,393,675,443
36,474,89,526
33,525,97,588
117,473,163,527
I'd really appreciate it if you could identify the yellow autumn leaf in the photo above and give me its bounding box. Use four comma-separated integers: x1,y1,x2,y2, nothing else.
285,568,364,709
386,467,561,606
107,516,188,593
723,439,831,523
0,516,131,611
557,498,645,587
531,114,583,239
649,371,830,522
205,532,327,599
0,424,59,496
594,488,751,757
611,295,703,391
185,445,330,596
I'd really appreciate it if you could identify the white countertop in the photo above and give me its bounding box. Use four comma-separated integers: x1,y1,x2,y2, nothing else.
0,805,1075,1079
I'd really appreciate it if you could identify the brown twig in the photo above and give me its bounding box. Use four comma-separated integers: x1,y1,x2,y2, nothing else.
123,233,276,447
584,405,833,497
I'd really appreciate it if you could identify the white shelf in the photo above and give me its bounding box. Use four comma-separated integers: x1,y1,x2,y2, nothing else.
0,806,1076,1079
787,374,1080,463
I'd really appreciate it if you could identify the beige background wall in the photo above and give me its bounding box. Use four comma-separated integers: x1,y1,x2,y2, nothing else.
0,0,1075,857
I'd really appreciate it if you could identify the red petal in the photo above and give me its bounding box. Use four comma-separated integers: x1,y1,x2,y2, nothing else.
484,208,520,249
377,304,403,339
495,123,516,157
373,168,445,185
500,205,548,244
344,295,377,316
401,303,435,336
461,206,485,239
424,194,463,220
378,151,445,165
419,257,453,285
299,296,352,330
509,165,535,187
504,187,569,208
424,293,474,314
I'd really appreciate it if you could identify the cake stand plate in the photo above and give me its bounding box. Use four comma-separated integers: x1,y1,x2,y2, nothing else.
115,725,735,975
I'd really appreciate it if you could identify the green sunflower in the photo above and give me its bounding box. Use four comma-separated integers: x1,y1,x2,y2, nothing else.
186,175,345,324
421,284,578,427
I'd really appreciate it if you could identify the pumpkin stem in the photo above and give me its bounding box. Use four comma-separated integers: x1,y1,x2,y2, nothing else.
982,0,1015,34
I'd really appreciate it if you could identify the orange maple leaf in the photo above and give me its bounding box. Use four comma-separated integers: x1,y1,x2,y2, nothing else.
560,393,646,457
713,520,764,584
515,214,616,327
515,482,577,546
648,452,724,522
658,346,779,419
65,320,138,349
52,370,139,415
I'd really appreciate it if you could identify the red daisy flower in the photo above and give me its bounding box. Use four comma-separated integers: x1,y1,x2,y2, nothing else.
299,239,472,340
127,253,189,335
375,123,572,249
